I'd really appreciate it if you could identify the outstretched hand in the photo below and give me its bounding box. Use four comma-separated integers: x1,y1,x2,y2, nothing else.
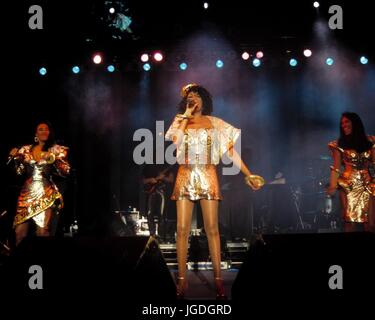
245,175,265,191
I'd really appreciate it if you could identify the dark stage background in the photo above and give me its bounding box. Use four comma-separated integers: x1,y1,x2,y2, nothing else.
1,1,374,239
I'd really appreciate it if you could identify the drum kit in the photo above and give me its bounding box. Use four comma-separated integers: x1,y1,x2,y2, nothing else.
114,207,151,236
255,155,341,233
289,155,341,231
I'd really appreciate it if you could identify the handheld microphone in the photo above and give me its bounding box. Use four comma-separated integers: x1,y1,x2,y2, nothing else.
6,156,13,165
6,147,20,165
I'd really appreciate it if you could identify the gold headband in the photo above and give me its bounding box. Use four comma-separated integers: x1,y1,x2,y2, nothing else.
180,83,198,98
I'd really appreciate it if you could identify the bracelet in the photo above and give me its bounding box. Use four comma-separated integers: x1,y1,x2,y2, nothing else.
176,114,192,120
330,166,340,174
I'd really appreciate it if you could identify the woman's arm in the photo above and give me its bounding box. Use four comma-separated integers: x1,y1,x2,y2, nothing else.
327,148,341,195
166,102,197,146
53,147,71,177
226,147,263,190
171,118,189,146
9,147,26,175
227,147,252,176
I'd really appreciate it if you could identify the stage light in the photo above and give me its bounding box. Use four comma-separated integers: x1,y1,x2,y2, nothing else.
252,58,261,67
256,51,264,59
154,52,163,62
107,65,115,72
140,54,149,62
179,62,188,70
360,56,368,65
241,52,250,60
143,63,151,71
303,49,312,57
93,54,102,64
39,67,47,76
203,2,209,9
313,2,320,8
109,7,115,14
216,60,224,68
326,57,334,66
72,66,80,74
289,59,298,67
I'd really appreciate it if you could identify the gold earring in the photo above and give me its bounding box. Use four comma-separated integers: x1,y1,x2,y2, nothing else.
34,136,39,143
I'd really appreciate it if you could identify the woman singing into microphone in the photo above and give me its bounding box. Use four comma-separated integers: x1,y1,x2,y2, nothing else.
166,83,264,299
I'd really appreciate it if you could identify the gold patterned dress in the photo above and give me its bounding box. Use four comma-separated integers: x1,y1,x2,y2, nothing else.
328,136,375,223
165,116,240,201
12,144,70,228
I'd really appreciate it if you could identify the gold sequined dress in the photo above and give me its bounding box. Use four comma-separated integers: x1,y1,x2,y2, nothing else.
166,116,240,201
328,136,375,223
12,144,70,228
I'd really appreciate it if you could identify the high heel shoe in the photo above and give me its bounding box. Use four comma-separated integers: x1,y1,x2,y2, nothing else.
176,276,187,299
215,277,227,300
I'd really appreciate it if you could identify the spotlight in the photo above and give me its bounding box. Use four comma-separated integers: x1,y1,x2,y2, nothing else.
109,7,115,14
252,58,261,67
303,49,312,57
203,2,209,9
289,59,298,67
360,56,368,65
216,60,224,68
140,54,149,62
241,52,250,60
313,2,320,8
326,57,334,66
256,51,264,59
179,63,188,70
39,67,47,76
153,52,163,62
143,63,151,71
93,54,102,64
107,65,115,72
72,66,80,74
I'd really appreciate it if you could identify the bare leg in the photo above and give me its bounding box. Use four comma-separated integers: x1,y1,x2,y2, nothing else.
35,208,52,237
344,222,359,232
15,222,29,246
368,197,375,232
176,199,194,296
339,191,351,232
200,199,225,298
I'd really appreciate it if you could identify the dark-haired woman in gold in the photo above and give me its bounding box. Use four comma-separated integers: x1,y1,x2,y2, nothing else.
8,121,70,245
166,84,264,299
327,112,375,232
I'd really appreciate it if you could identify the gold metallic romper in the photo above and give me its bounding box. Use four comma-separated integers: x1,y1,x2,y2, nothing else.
328,137,375,223
166,116,240,201
12,144,70,228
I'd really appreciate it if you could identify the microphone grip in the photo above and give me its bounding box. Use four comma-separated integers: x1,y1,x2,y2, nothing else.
6,156,13,165
187,99,194,107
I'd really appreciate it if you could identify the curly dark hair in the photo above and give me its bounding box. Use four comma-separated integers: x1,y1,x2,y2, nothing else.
177,84,213,115
32,120,56,151
338,112,372,153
